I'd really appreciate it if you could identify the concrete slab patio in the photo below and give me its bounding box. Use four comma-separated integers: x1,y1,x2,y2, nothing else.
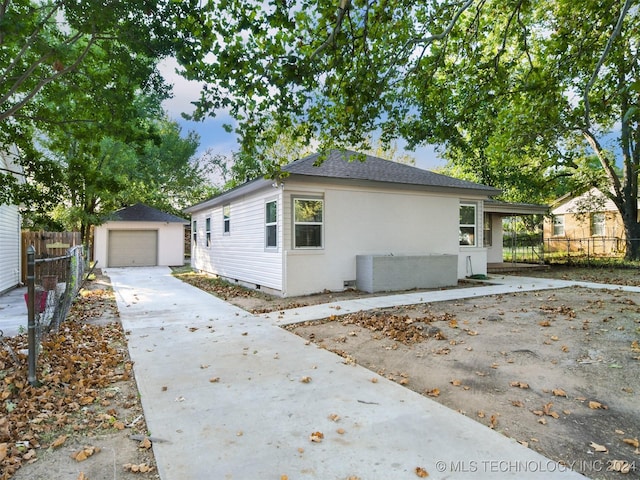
107,266,590,479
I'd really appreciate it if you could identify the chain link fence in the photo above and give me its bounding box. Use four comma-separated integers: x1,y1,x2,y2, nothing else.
26,245,85,385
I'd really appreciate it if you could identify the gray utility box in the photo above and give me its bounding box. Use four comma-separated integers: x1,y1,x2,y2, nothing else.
356,254,458,293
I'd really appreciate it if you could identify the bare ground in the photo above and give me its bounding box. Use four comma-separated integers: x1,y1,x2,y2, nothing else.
6,266,640,479
2,273,158,480
275,268,640,480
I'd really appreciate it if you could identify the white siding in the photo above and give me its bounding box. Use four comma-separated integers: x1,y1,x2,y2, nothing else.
190,189,284,291
553,187,618,215
95,221,185,268
0,150,22,293
0,203,21,293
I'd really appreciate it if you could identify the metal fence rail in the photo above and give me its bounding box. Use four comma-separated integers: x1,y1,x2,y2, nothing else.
26,245,85,385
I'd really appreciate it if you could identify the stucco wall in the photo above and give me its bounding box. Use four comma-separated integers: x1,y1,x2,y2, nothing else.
282,182,468,297
94,221,185,267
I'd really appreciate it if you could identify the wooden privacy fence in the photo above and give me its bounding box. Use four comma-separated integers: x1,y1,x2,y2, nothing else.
21,231,81,283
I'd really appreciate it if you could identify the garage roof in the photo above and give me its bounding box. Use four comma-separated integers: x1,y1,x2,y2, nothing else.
110,203,189,223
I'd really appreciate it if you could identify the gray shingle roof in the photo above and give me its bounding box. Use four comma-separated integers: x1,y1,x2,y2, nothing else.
111,203,188,223
282,150,500,194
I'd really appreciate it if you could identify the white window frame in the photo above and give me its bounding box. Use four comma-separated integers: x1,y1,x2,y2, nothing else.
553,215,565,236
459,203,477,247
192,220,197,246
223,204,230,235
205,216,211,247
591,213,605,236
265,200,277,249
293,197,324,249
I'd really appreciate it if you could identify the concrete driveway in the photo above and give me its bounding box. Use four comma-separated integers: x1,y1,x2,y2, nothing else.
107,266,587,479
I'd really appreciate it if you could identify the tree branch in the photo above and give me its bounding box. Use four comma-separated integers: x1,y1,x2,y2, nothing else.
583,0,632,129
309,0,352,60
582,128,623,205
0,33,97,122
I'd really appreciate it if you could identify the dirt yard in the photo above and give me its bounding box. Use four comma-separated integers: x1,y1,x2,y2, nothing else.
1,274,158,480
4,266,640,479
277,269,640,480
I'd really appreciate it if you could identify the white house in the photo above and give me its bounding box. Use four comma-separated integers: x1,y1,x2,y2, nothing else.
185,150,506,297
94,203,188,268
0,147,24,294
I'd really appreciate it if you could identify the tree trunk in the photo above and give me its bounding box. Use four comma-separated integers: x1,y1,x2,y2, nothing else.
623,218,640,260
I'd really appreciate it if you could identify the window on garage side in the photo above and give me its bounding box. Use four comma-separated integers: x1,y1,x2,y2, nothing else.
205,217,211,246
265,200,277,248
223,204,230,234
294,198,323,248
192,220,197,245
459,203,477,246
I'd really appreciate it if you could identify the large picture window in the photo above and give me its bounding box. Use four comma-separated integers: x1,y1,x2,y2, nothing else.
265,201,277,248
294,198,323,248
459,203,477,246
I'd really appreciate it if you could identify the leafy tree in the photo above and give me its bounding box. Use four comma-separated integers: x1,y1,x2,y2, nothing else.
175,0,640,259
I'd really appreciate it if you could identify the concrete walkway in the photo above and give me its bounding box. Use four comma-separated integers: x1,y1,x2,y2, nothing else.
107,267,596,479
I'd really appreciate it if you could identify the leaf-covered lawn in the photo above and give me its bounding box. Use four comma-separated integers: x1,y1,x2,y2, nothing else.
0,288,149,480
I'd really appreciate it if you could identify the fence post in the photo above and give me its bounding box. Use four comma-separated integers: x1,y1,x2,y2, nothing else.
26,245,38,386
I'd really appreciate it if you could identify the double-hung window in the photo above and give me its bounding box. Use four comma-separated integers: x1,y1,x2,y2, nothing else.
265,200,277,248
459,203,477,246
553,215,565,236
205,217,211,246
294,198,323,248
223,204,230,234
591,213,605,236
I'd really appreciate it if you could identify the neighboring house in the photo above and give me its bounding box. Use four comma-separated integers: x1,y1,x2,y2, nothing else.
543,187,637,255
94,203,188,268
185,150,523,297
0,147,24,294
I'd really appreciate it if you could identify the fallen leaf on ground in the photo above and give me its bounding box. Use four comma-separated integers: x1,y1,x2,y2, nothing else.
552,388,567,397
309,432,324,442
510,381,530,389
51,434,68,448
450,379,462,386
425,388,440,397
328,413,340,422
590,441,608,453
123,463,154,473
209,377,220,383
72,446,100,462
139,437,152,449
77,473,88,480
623,438,639,448
415,466,429,477
589,401,608,410
511,400,524,407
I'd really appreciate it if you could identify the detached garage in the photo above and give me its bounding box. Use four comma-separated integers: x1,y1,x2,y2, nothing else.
94,204,188,268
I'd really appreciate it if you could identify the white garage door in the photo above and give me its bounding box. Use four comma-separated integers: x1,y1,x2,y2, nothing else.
108,230,158,267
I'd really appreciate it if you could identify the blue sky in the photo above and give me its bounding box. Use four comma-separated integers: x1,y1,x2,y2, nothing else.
159,58,447,171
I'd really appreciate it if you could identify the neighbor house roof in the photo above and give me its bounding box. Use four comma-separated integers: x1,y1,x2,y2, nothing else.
283,150,501,194
109,203,188,223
